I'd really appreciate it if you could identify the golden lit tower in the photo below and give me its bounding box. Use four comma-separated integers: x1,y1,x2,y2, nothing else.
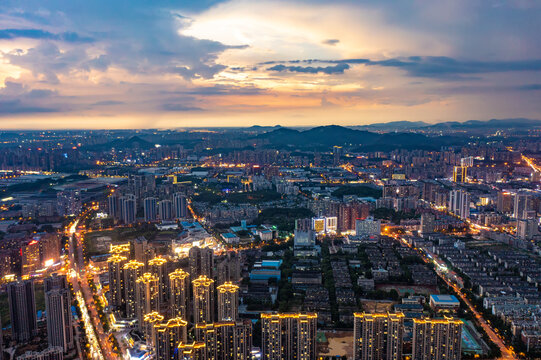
148,256,169,307
109,243,130,255
177,341,206,360
136,273,160,336
154,317,189,360
123,260,145,319
452,166,467,183
107,254,128,312
193,275,215,324
412,317,462,360
21,240,40,277
143,311,164,348
195,320,252,360
353,312,404,360
169,269,190,320
217,282,239,321
261,313,317,360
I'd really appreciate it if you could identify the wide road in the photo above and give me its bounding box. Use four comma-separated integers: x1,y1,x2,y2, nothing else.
522,154,541,173
67,218,116,360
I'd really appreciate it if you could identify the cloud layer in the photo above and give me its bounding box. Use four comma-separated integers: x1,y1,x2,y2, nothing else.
0,0,540,128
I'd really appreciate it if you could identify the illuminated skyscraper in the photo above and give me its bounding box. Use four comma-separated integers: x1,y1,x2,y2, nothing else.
154,317,189,360
193,275,215,324
217,282,239,321
38,233,61,267
353,312,404,360
8,279,37,342
261,313,317,360
148,256,169,307
177,342,206,360
44,274,73,352
412,317,462,360
169,269,190,320
136,273,160,335
21,239,40,277
143,311,164,348
123,260,145,319
452,166,467,183
109,243,131,256
496,191,513,214
107,254,128,312
195,320,253,360
189,246,214,278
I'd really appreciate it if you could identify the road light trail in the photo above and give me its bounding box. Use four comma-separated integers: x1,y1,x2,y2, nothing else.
75,289,105,360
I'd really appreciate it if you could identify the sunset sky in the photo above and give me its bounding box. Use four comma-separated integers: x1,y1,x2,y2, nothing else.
1,0,541,129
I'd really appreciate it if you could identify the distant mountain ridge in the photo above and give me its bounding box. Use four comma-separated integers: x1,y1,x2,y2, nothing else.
354,118,541,131
255,125,454,150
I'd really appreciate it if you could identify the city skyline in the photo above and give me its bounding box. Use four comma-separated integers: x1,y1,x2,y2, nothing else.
1,1,541,359
0,1,541,128
0,128,539,359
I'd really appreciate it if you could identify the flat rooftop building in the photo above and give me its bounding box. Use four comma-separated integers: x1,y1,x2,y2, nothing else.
429,294,460,312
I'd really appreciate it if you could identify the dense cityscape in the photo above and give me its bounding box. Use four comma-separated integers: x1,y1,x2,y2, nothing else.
0,122,537,359
2,0,541,359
